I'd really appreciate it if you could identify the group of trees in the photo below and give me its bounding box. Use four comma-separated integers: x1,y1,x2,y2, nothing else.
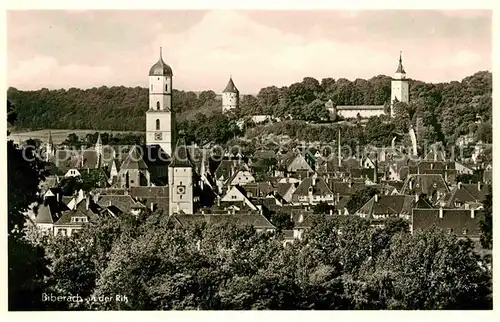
8,71,491,150
61,132,145,149
6,86,222,132
35,212,492,310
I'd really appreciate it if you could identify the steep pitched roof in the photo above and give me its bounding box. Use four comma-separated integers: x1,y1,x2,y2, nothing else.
395,52,406,74
412,208,483,237
96,195,145,214
223,77,239,94
357,195,414,217
401,174,449,196
170,137,193,168
173,213,274,229
293,176,333,196
32,203,54,224
120,145,149,170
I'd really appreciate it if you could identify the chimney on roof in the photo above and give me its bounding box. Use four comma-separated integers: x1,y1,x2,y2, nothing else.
477,181,481,191
374,194,378,203
458,182,462,190
329,208,333,216
415,194,419,203
470,208,475,219
298,213,304,223
86,196,90,210
439,207,443,219
107,200,112,207
150,202,154,212
336,192,340,203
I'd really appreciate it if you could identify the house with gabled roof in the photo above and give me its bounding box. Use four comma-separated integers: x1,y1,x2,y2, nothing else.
173,212,276,233
401,174,449,204
437,182,491,209
291,173,334,205
411,208,484,240
220,185,259,211
53,196,101,237
95,194,146,217
356,194,414,221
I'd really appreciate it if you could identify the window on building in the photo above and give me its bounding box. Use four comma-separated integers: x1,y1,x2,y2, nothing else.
165,84,168,91
157,101,160,110
151,85,153,91
156,119,160,130
130,180,134,184
179,195,183,199
231,195,237,199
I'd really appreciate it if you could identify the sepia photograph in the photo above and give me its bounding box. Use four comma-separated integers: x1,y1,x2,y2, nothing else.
5,6,493,312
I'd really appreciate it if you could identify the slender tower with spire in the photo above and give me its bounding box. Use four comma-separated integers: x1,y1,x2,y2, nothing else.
390,51,409,118
95,133,103,167
146,47,175,156
222,75,239,112
45,131,54,162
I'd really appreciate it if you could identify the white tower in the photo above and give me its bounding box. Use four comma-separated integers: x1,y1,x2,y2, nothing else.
45,131,54,162
146,47,175,156
390,51,409,118
222,76,239,112
168,137,195,215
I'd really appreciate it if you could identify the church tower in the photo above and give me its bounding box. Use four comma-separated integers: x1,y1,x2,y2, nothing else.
390,52,409,118
168,137,195,215
222,76,239,112
146,47,175,156
45,131,54,162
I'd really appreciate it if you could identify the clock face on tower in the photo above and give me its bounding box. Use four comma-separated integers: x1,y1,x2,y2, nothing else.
176,185,186,195
154,132,162,140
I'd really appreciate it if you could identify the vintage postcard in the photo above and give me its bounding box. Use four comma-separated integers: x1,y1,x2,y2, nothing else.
4,2,495,317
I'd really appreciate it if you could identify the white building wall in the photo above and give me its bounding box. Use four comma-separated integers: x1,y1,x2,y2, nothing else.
337,108,385,119
168,167,194,215
222,92,239,112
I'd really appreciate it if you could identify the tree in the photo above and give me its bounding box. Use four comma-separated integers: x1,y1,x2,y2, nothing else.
268,212,294,231
479,190,492,249
346,187,380,214
311,201,335,215
8,104,50,310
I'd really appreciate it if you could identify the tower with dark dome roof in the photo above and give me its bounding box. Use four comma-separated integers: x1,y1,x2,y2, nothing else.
222,76,239,112
390,51,409,118
146,47,175,156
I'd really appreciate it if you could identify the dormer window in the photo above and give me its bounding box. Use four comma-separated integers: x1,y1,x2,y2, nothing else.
71,216,88,223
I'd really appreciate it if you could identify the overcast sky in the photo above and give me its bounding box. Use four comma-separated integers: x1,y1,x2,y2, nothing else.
7,10,492,94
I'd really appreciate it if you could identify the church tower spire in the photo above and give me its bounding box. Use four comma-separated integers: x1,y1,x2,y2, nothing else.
390,51,409,118
45,131,54,162
146,47,175,156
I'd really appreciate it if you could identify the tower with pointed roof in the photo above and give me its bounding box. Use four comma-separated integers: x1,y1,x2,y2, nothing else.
168,136,196,215
222,76,239,112
146,47,175,156
45,131,55,162
95,133,103,166
390,51,409,118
